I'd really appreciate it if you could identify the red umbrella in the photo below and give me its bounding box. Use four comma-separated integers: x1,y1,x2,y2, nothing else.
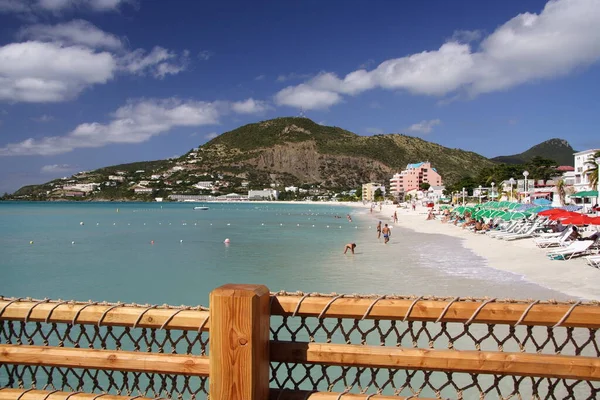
538,208,568,216
549,211,580,220
561,214,596,225
588,217,600,225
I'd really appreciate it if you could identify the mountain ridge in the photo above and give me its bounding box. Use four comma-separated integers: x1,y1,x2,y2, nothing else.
491,138,576,166
7,118,577,199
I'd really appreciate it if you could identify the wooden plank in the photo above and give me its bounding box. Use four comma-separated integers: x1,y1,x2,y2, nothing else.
0,300,210,331
210,284,271,400
270,341,600,381
271,296,600,328
269,389,434,400
0,344,209,376
0,389,155,400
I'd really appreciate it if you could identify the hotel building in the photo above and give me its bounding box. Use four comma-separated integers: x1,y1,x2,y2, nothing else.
389,162,443,196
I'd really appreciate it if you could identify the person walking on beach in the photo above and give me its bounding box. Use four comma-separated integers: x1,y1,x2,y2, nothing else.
382,224,391,244
376,221,382,239
344,243,357,254
393,211,398,223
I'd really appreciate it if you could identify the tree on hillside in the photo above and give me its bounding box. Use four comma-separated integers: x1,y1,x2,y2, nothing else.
584,151,600,189
525,156,558,182
374,188,384,201
419,182,431,190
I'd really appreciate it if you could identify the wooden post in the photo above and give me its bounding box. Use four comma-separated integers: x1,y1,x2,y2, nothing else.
210,284,270,400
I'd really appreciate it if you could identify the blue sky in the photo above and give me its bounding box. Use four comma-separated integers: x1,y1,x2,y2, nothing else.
0,0,599,193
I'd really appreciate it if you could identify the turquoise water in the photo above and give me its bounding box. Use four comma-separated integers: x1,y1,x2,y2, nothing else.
0,201,571,306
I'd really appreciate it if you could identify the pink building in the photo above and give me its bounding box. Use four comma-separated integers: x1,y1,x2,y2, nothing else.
389,162,443,195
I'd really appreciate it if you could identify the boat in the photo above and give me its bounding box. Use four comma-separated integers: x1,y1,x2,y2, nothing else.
193,206,209,210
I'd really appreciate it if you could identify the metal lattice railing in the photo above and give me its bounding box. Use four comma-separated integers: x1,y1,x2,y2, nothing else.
268,292,600,400
0,297,210,399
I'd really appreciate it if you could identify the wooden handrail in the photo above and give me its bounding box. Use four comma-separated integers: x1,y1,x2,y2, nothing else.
269,389,434,400
0,389,156,400
270,341,600,381
271,296,600,328
0,300,210,331
0,344,209,377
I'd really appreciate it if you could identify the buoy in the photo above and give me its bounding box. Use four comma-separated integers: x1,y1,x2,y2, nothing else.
227,223,231,226
261,223,264,226
312,225,315,227
297,224,300,227
280,223,283,226
116,208,119,213
29,240,33,244
224,238,230,244
80,221,84,225
327,225,330,228
113,223,116,226
71,241,75,245
180,240,183,243
96,223,99,225
150,240,154,245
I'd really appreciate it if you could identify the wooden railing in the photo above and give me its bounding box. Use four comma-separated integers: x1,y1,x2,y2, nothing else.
1,285,600,399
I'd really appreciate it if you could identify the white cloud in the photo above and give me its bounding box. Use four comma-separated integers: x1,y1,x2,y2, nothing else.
231,98,271,114
120,47,190,78
0,96,270,156
0,0,133,14
1,20,189,103
406,119,441,134
41,163,73,173
205,132,218,139
276,72,311,82
0,41,115,102
197,50,213,61
33,114,54,122
274,0,600,109
365,127,384,135
254,74,265,81
0,98,222,156
18,20,123,50
274,84,341,110
450,29,483,43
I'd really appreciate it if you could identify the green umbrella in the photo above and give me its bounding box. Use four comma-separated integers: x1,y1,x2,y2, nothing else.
571,190,599,198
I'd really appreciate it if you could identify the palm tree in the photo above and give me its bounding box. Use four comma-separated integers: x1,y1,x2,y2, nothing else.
555,179,566,206
584,151,600,189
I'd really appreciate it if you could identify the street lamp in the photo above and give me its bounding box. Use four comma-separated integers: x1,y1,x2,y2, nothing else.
523,171,529,203
462,187,466,206
509,178,515,202
491,182,495,200
479,185,482,204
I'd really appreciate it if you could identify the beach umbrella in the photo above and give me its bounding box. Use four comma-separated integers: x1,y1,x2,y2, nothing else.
560,214,596,225
530,206,552,213
507,203,521,209
538,208,564,216
549,211,580,220
533,198,552,206
570,190,599,198
559,205,583,212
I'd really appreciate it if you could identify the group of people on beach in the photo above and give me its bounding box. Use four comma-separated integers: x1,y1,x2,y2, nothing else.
344,214,393,255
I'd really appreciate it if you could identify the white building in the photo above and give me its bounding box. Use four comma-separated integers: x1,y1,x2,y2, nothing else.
63,183,99,192
426,185,446,202
574,149,600,192
248,189,279,200
151,174,162,180
133,186,154,194
108,175,125,182
285,186,298,192
193,181,214,189
171,166,185,172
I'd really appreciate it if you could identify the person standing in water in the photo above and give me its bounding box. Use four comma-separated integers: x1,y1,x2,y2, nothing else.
344,243,357,254
382,224,391,244
376,221,382,239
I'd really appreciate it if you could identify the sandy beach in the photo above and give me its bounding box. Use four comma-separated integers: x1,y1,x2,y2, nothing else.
354,202,600,301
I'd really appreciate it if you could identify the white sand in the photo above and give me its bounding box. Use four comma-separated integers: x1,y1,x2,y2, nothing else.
357,203,600,301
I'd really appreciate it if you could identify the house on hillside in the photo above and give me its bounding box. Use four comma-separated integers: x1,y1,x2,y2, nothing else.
362,183,385,202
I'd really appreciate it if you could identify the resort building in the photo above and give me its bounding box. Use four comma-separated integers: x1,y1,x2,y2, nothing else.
248,189,279,200
389,162,443,196
362,183,385,202
574,149,600,192
133,186,154,194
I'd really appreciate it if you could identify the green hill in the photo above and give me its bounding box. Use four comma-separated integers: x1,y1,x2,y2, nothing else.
492,138,575,166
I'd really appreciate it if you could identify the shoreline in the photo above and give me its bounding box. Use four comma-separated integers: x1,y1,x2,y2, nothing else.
358,203,600,301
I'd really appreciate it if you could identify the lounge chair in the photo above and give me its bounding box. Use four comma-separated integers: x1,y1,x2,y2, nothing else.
502,222,544,241
534,227,573,248
585,255,600,268
546,240,594,260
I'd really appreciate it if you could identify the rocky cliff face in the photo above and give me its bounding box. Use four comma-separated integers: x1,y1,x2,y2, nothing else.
249,142,392,186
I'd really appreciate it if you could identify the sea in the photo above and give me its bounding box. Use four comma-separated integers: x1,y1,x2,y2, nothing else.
0,201,572,305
